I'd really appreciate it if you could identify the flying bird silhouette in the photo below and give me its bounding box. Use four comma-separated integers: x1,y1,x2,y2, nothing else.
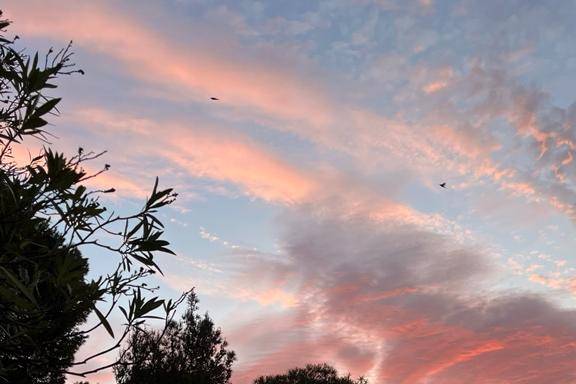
210,97,219,101
439,182,447,188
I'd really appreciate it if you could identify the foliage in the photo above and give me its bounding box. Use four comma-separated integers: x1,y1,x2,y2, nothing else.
0,206,99,384
253,364,368,384
115,289,236,384
0,10,185,382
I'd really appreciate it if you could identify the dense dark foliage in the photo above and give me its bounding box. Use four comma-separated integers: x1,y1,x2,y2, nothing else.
0,10,185,382
115,289,236,384
254,364,367,384
0,201,99,383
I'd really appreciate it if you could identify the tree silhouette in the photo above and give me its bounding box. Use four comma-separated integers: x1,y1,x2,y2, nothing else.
0,10,186,382
115,289,236,384
0,210,99,384
254,364,368,384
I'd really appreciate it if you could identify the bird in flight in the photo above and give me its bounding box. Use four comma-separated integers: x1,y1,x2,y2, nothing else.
439,182,447,188
210,97,219,101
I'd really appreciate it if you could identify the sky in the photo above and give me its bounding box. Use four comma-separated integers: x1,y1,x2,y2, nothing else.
5,0,576,383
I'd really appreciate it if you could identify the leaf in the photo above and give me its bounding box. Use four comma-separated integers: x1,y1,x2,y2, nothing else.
74,185,86,198
119,306,129,321
31,52,38,73
93,306,114,338
158,247,176,255
125,221,143,239
137,298,164,318
131,254,150,265
145,177,160,209
22,116,48,131
35,97,61,117
31,154,44,162
147,188,173,209
0,266,37,305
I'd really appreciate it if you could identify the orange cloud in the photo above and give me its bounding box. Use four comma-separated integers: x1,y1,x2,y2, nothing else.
423,80,448,94
164,134,314,204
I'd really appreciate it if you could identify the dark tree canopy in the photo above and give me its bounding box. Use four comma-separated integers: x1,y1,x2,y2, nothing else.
115,289,236,384
253,364,368,384
0,189,99,384
0,9,185,383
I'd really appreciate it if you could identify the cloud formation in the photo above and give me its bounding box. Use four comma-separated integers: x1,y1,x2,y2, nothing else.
4,0,338,129
64,108,317,204
230,204,576,383
6,0,576,222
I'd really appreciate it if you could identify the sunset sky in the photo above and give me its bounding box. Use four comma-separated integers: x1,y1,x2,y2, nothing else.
5,0,576,383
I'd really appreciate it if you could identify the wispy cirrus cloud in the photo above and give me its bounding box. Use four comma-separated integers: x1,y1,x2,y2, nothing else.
64,108,317,204
61,108,470,239
6,0,576,223
4,0,338,129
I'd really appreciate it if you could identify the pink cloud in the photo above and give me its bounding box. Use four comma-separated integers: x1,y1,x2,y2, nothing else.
225,208,576,383
62,108,472,234
4,0,337,130
84,170,150,199
231,317,376,383
163,134,314,204
6,132,148,200
65,108,317,204
6,0,576,224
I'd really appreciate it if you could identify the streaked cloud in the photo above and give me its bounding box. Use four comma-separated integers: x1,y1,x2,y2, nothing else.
65,108,317,204
231,206,576,383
